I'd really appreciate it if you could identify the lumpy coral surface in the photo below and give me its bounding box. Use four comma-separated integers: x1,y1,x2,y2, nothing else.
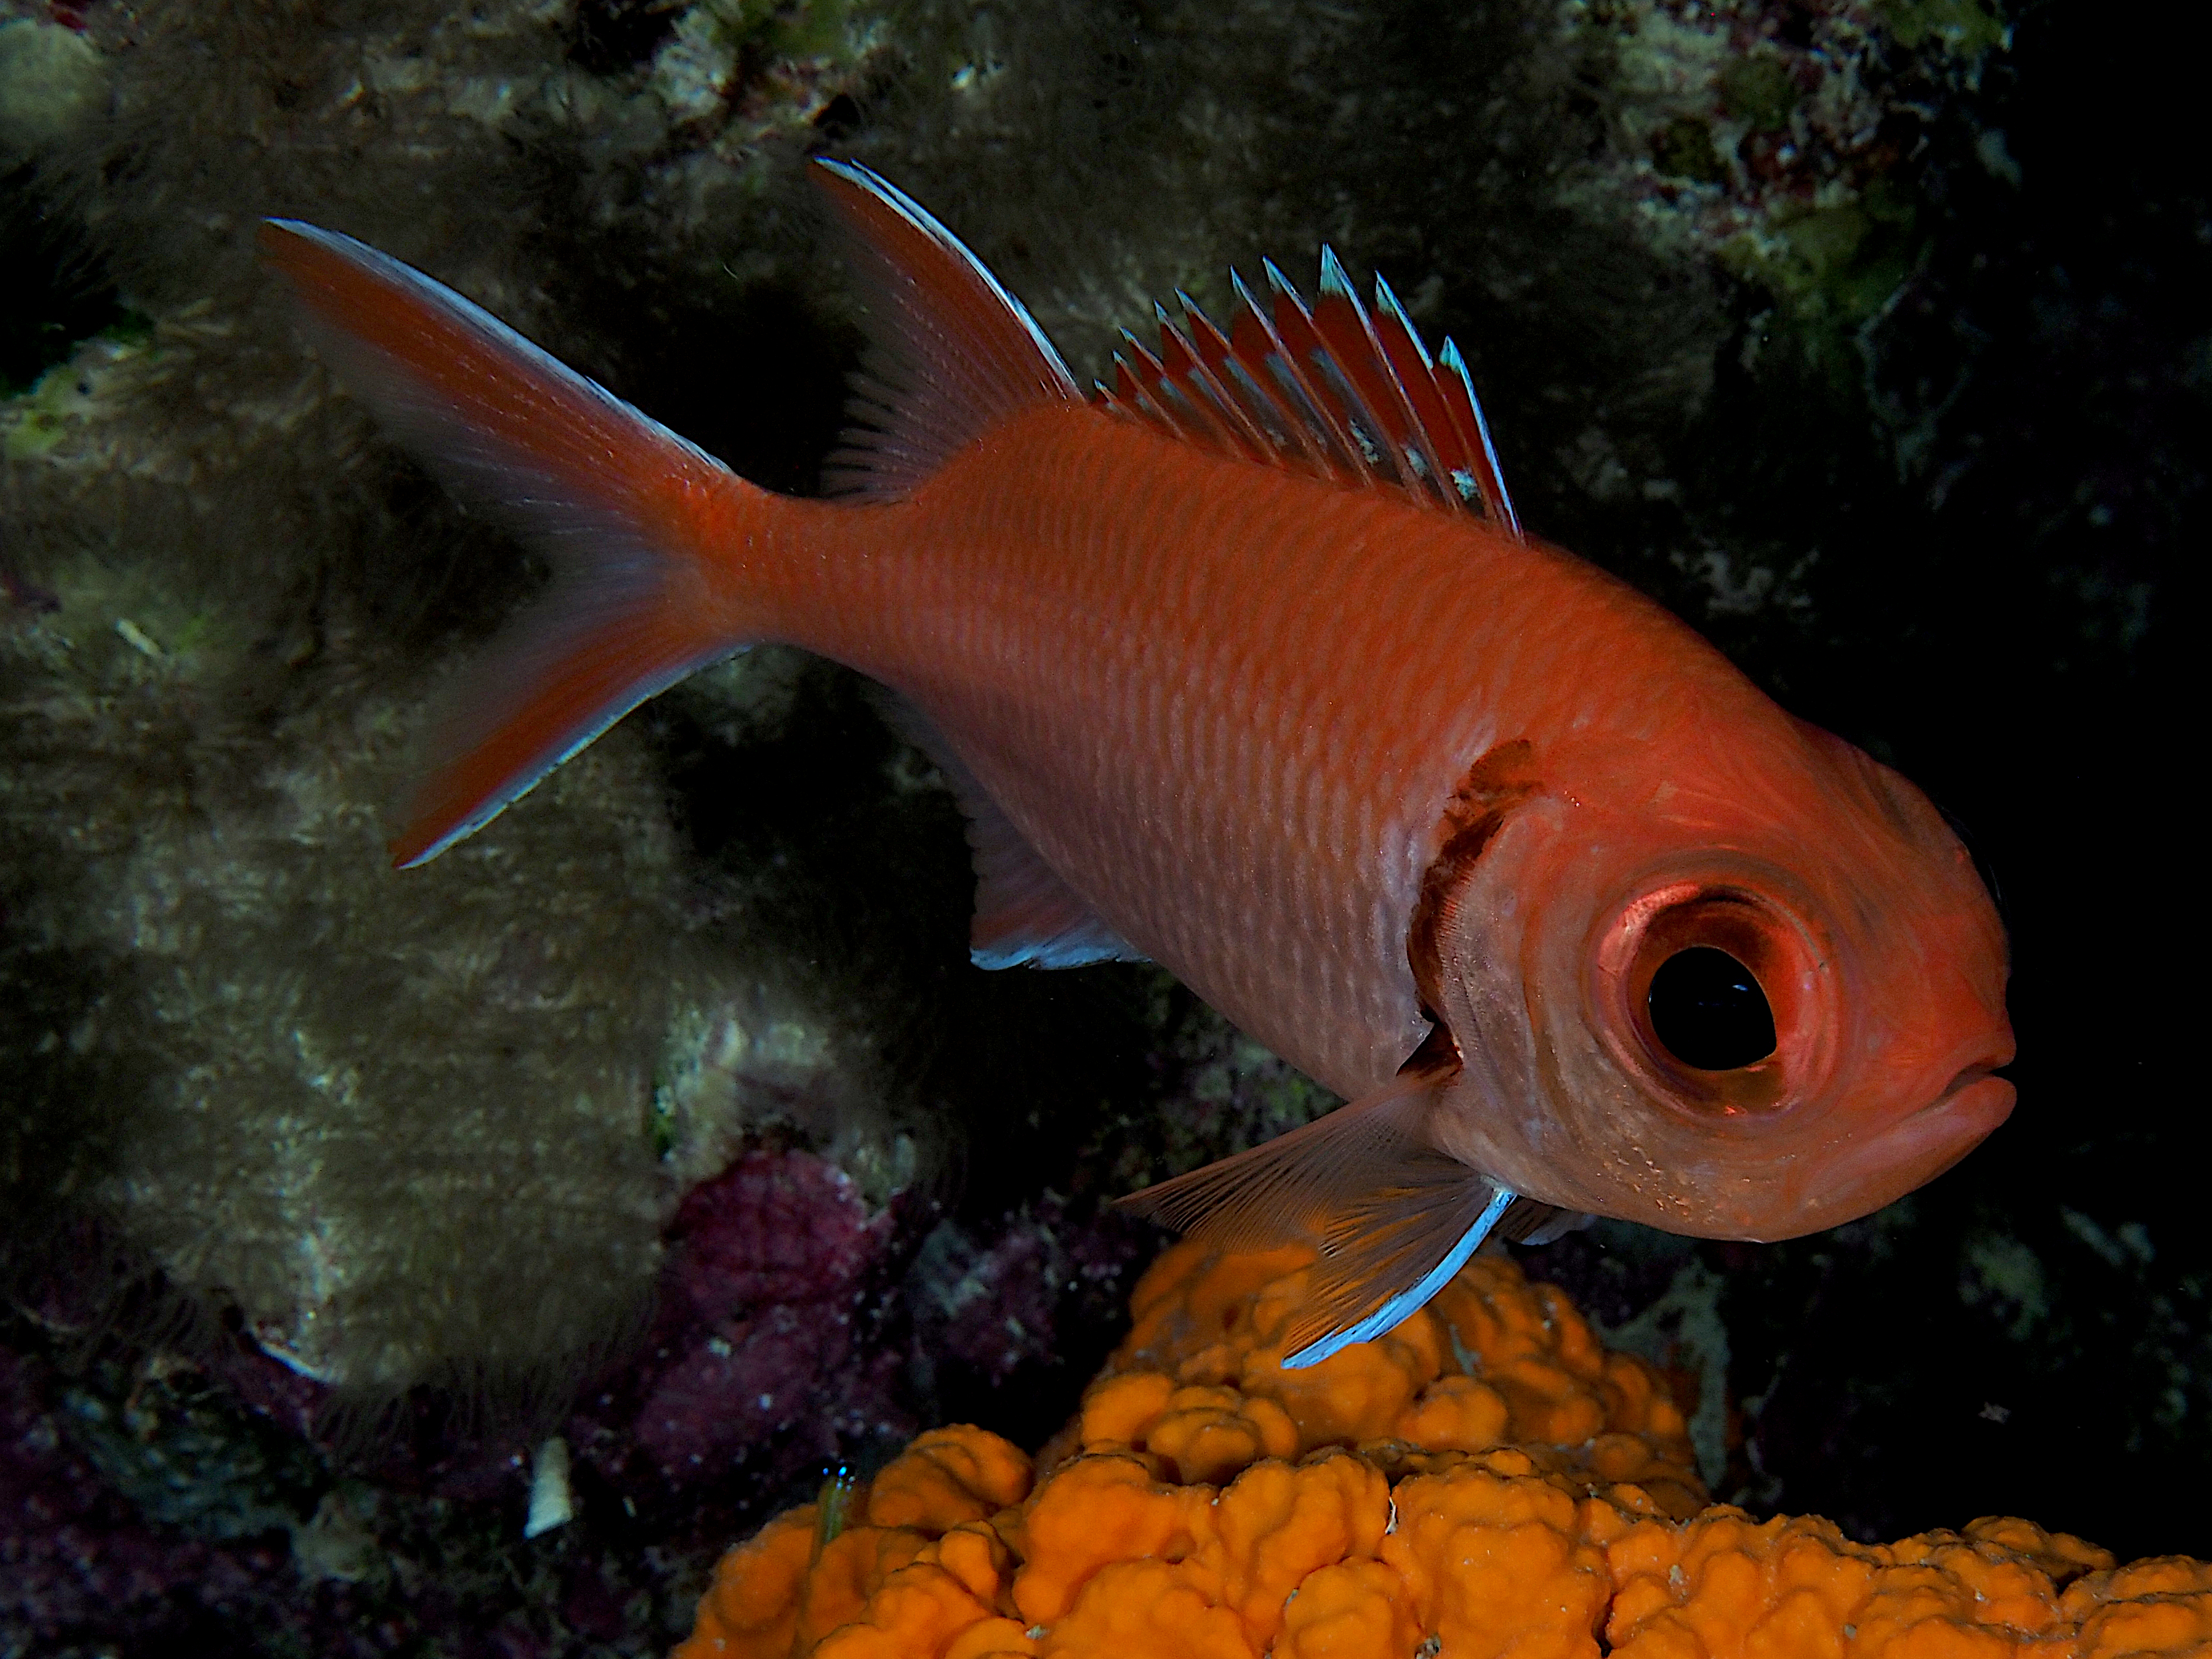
677,1246,2211,1659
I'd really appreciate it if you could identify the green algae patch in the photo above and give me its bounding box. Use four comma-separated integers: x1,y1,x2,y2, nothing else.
1718,53,1798,131
1725,173,1925,334
1652,116,1728,185
1877,0,2008,56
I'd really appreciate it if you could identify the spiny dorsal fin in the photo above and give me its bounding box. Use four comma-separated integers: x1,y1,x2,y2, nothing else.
812,159,1081,502
1099,251,1521,538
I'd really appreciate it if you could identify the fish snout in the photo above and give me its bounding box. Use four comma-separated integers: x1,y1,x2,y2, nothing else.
1918,1022,2018,1151
1810,1027,2017,1222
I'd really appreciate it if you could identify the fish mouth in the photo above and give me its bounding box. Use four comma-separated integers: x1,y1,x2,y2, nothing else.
1909,1066,2017,1156
1811,1042,2016,1219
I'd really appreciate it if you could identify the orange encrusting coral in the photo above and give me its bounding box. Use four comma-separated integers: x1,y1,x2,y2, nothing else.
675,1244,2210,1659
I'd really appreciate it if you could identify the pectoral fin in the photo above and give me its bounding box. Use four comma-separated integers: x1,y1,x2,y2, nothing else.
1118,1068,1523,1369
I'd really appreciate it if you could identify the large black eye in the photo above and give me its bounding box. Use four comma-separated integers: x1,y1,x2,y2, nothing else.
1647,947,1777,1070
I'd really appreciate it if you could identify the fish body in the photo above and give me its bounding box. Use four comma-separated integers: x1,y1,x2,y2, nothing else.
262,162,2014,1365
759,409,1642,1095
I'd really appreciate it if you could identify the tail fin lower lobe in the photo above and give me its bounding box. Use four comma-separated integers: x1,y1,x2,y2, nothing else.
261,220,760,866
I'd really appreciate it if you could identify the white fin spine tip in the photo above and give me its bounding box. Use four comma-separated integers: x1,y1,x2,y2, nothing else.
1089,243,1524,536
1216,270,1330,473
1372,270,1435,370
1249,263,1376,480
1317,245,1355,300
1305,249,1450,507
1438,337,1520,537
1368,275,1478,510
1342,278,1452,506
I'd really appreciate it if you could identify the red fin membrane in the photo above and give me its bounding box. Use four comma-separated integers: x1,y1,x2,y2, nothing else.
812,160,1081,501
1097,251,1522,538
259,220,754,866
1118,1071,1522,1368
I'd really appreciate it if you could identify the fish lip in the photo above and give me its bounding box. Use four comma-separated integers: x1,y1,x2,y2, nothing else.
1915,1027,2018,1128
1915,1069,2016,1140
1814,1042,2016,1207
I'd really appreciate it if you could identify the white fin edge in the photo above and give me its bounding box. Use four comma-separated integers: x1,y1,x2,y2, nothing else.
873,691,1147,969
813,160,1081,502
1281,1184,1516,1370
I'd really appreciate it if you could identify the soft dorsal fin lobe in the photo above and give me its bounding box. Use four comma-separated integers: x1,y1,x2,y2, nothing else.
1095,251,1524,539
258,219,756,867
812,160,1081,501
874,694,1147,970
1118,1070,1521,1369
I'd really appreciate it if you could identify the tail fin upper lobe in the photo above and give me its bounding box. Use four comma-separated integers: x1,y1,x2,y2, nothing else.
266,159,1077,868
260,219,765,866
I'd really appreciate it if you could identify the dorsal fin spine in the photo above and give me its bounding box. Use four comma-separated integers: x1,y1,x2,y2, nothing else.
1315,248,1452,507
1154,304,1270,461
1179,293,1305,461
1140,333,1244,455
1307,256,1420,491
1253,262,1373,481
1371,271,1479,510
1373,271,1434,369
1118,327,1222,450
1098,243,1524,541
1439,338,1520,536
1231,269,1363,483
1111,353,1182,441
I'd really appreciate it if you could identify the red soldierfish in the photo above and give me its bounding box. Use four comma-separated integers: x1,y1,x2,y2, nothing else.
260,160,2015,1368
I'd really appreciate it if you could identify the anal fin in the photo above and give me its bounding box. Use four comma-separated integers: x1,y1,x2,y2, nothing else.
876,693,1146,970
964,787,1147,969
1118,1068,1520,1369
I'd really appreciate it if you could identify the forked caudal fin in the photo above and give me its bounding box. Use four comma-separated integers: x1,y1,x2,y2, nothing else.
262,160,1085,870
260,218,773,866
1120,1070,1568,1368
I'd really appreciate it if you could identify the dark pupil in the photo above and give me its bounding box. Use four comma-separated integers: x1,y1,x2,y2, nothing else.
1647,947,1778,1070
